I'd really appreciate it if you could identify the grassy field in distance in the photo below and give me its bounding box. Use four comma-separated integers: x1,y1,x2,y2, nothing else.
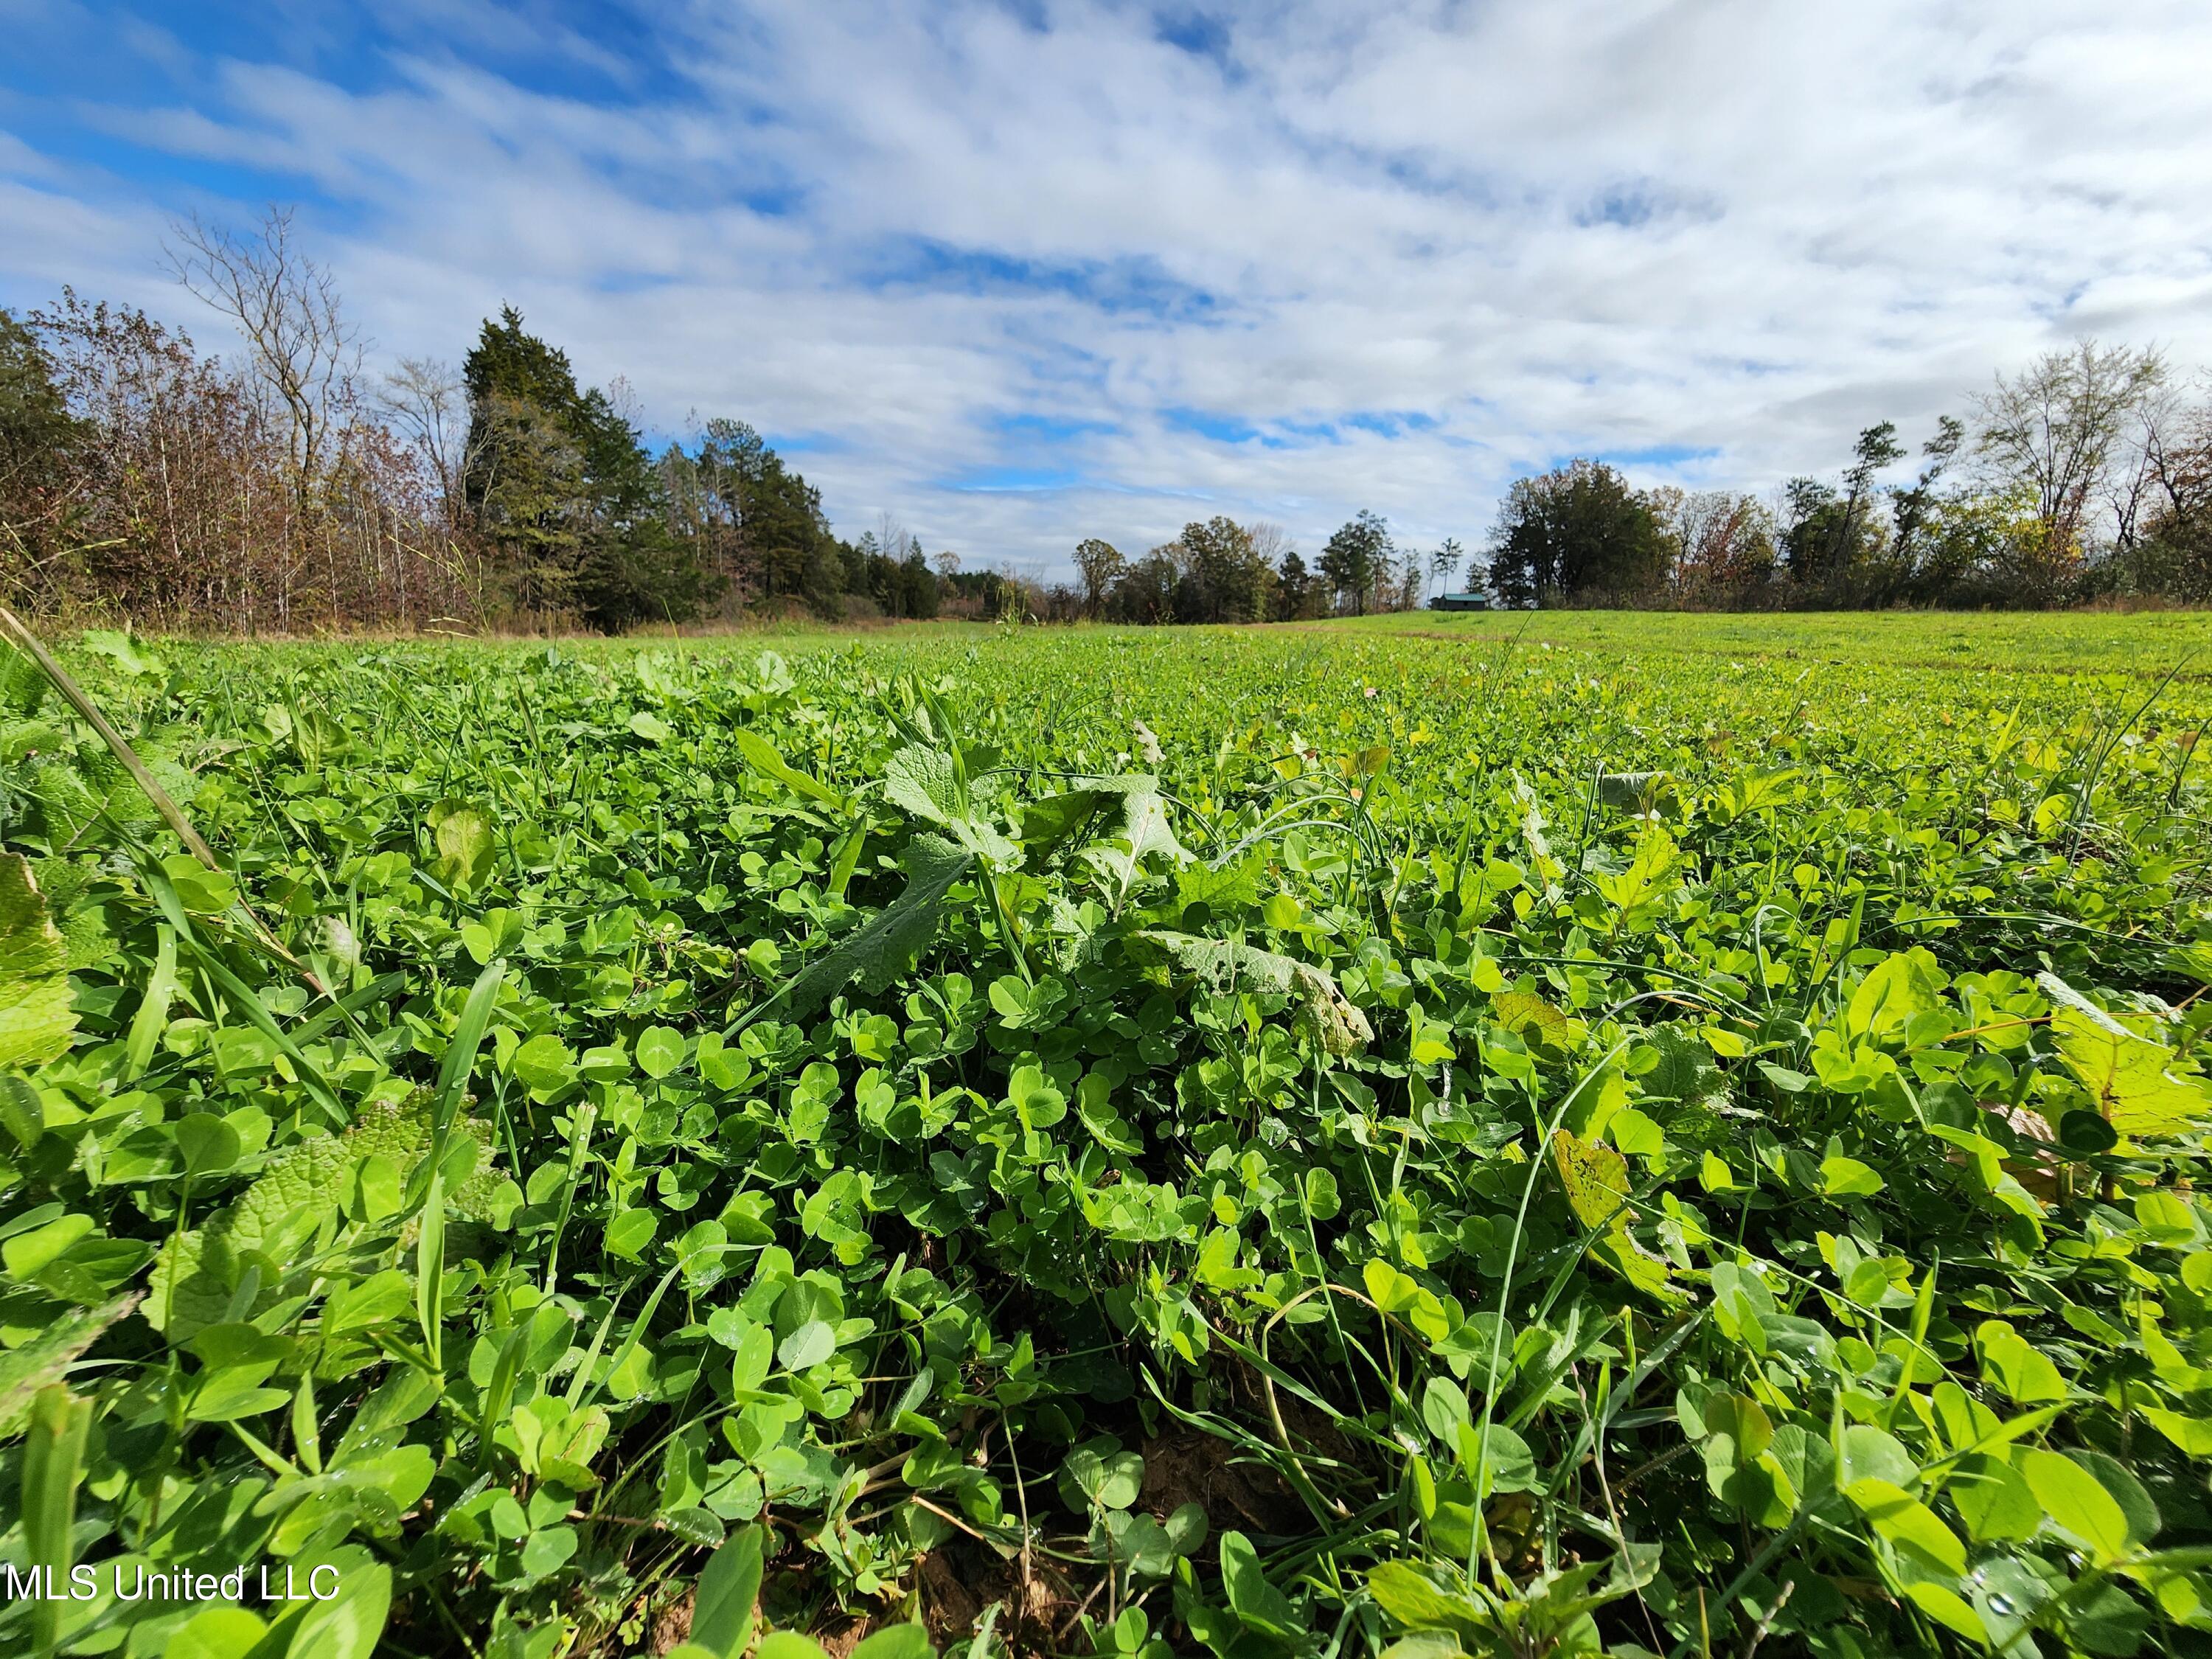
1316,605,2212,676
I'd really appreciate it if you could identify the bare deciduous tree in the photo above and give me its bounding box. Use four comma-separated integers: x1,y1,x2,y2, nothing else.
23,289,467,633
877,513,917,563
378,356,472,524
1246,522,1293,568
1975,339,2165,573
164,206,362,515
2107,376,2187,554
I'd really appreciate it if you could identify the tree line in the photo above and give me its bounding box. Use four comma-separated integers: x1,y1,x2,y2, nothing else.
1017,511,1448,624
1482,340,2211,610
5,208,2209,633
1031,340,2212,623
0,210,981,633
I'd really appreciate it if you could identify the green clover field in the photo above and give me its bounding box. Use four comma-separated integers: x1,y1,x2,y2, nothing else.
1,611,2209,1659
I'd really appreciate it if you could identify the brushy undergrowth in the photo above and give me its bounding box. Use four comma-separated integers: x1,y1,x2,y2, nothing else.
0,619,2208,1659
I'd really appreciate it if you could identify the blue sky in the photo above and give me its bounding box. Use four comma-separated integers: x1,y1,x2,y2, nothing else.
6,1,2212,580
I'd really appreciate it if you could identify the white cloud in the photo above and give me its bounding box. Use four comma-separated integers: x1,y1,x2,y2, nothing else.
4,0,2211,575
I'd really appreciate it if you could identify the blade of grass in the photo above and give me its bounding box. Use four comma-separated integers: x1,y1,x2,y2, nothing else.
139,857,348,1127
0,605,325,992
290,969,408,1048
122,922,176,1079
416,1171,447,1374
406,957,507,1214
23,1384,90,1657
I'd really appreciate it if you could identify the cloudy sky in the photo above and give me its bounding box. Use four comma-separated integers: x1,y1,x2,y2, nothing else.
4,1,2210,579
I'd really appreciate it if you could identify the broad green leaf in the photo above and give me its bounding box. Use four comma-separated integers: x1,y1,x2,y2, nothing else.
1058,1437,1144,1512
284,1561,392,1659
1836,1425,1917,1489
1950,1453,2040,1544
692,1525,765,1657
511,1032,579,1096
1220,1531,1299,1638
1844,1477,1965,1574
606,1209,658,1259
734,729,843,806
883,745,960,824
773,835,972,1022
1900,1581,1988,1645
0,853,75,1068
1590,821,1680,918
883,746,1018,866
3,1211,93,1279
1366,1561,1486,1639
1461,1421,1537,1495
170,1608,270,1659
2142,1407,2212,1457
1846,950,1945,1044
1820,1154,1884,1197
177,1111,243,1176
80,627,163,675
2023,1447,2131,1564
1610,1105,1665,1157
777,1320,835,1373
1419,1377,1471,1444
1975,1320,2066,1404
636,1025,686,1078
2069,1448,2160,1548
1133,931,1371,1055
849,1628,933,1659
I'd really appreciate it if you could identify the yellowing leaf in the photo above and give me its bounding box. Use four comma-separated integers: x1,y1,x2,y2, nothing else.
1494,992,1573,1049
1593,1228,1677,1298
1845,950,1945,1045
2048,1000,2212,1138
427,801,494,891
1552,1128,1630,1231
